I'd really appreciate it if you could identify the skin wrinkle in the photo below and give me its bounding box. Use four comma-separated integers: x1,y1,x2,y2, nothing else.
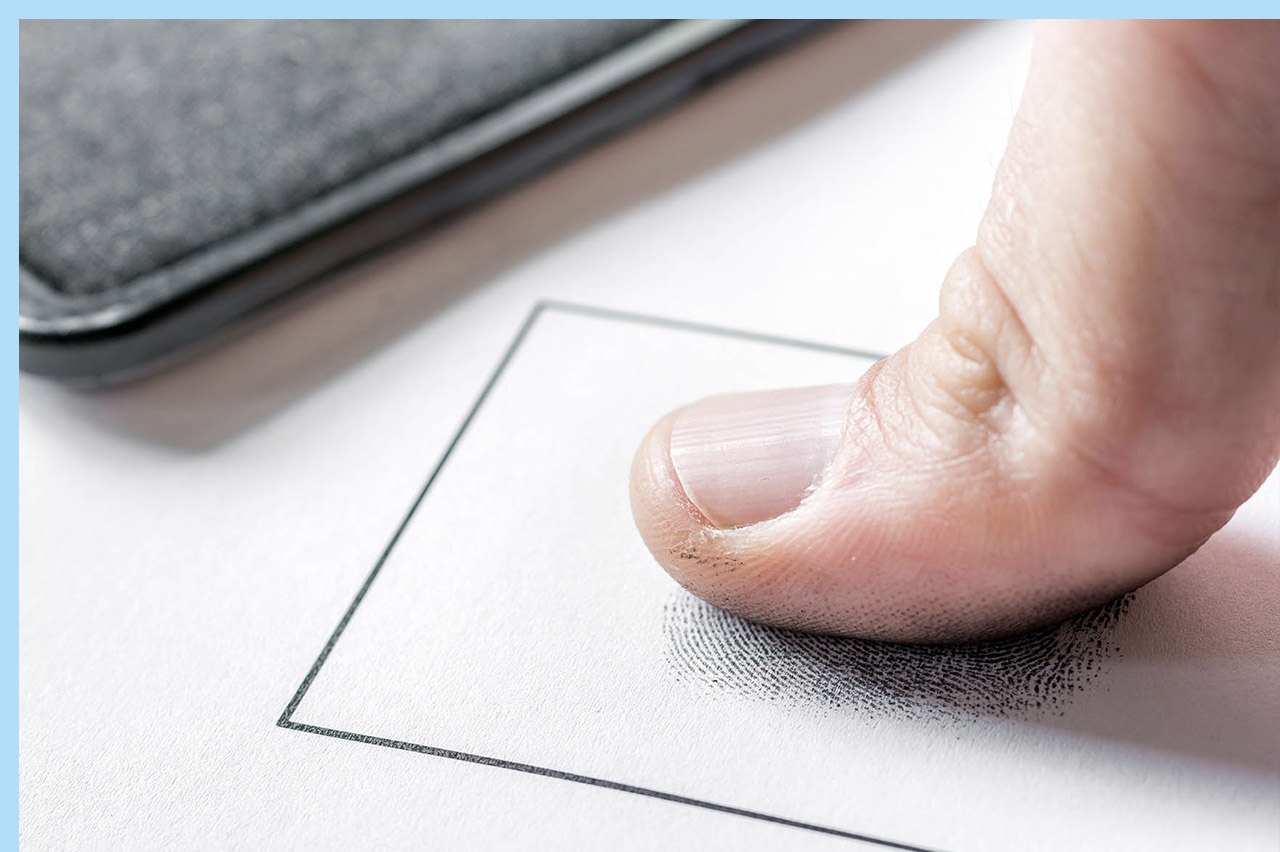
893,354,961,452
906,338,1020,479
904,340,1005,462
865,356,999,478
927,253,1060,482
951,244,1043,408
929,319,1007,416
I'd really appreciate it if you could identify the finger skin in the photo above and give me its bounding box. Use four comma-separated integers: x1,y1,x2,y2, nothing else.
630,21,1280,642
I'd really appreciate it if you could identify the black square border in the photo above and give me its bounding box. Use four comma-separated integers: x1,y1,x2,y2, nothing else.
278,301,940,852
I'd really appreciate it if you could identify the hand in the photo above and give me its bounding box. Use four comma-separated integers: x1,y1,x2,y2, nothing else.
629,21,1280,642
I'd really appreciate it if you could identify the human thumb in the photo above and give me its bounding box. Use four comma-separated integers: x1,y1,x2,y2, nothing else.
629,21,1280,641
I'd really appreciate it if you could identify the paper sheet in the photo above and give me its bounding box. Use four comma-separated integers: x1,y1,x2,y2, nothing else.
20,21,1280,851
284,302,1278,852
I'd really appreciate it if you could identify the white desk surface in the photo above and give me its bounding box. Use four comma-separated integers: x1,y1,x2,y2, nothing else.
19,21,1279,851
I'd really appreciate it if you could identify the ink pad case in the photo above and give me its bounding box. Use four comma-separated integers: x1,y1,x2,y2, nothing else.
18,20,825,384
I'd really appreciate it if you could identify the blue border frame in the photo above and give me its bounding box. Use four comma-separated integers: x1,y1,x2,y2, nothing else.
10,19,19,852
11,7,1280,19
13,12,1277,852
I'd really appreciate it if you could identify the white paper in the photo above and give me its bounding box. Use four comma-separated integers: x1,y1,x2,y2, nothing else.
20,21,1279,852
286,303,1279,852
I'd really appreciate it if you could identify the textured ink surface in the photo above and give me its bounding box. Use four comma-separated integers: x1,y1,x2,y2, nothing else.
663,592,1132,720
19,20,663,296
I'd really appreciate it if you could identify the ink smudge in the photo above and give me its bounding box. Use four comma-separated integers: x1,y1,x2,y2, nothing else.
663,592,1133,721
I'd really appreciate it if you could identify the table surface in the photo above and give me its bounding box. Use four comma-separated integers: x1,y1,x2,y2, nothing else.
20,21,1279,851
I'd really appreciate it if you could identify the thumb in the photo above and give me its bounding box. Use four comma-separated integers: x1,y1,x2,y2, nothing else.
629,21,1280,642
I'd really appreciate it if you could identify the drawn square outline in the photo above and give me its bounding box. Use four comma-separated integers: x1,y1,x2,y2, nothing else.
277,301,937,852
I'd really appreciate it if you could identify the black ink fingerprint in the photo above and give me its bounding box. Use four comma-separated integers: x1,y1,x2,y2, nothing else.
663,592,1132,721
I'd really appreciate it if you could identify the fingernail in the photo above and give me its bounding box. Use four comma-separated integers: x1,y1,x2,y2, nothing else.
669,383,853,529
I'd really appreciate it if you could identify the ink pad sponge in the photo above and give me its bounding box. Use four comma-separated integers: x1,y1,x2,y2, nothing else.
19,20,821,381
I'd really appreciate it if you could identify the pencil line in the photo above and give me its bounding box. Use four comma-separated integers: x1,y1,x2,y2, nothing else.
539,300,887,362
279,720,944,852
278,302,547,725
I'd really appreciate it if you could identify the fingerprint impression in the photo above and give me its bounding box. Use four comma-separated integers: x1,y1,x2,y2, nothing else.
663,592,1133,720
